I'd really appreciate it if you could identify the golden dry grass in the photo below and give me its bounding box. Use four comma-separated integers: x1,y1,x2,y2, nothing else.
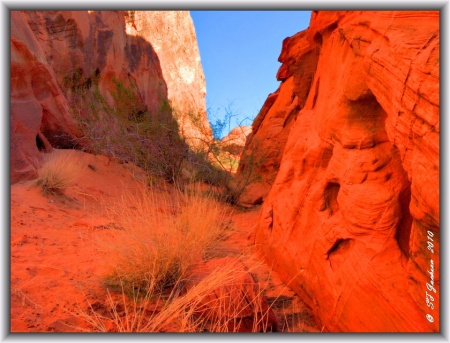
73,255,275,332
99,184,232,295
69,183,280,332
36,150,81,195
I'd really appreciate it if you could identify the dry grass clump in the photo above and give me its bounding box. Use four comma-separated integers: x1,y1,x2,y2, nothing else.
72,184,279,333
100,184,232,296
184,257,277,333
36,150,81,195
74,256,274,332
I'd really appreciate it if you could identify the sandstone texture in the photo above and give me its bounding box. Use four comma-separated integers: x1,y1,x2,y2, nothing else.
124,11,210,148
240,11,439,332
221,125,251,154
237,30,320,206
10,10,208,183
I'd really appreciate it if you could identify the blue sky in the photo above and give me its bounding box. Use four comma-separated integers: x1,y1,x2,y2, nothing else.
190,11,311,137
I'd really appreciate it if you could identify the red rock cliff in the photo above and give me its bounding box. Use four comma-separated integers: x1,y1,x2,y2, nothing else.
124,11,209,148
10,10,208,183
240,11,439,332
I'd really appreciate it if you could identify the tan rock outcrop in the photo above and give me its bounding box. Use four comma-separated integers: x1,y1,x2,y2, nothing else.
221,126,251,153
217,126,251,174
241,11,439,332
10,10,208,183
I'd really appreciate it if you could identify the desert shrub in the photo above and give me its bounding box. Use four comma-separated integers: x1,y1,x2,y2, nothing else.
64,68,262,204
35,150,81,195
109,77,144,122
181,111,264,205
191,161,229,188
224,137,266,204
66,72,189,184
132,103,189,184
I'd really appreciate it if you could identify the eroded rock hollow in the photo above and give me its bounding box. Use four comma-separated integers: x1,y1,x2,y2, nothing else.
238,11,439,332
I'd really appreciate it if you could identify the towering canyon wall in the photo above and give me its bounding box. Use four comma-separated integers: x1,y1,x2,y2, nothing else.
11,10,208,183
124,11,210,147
239,11,439,332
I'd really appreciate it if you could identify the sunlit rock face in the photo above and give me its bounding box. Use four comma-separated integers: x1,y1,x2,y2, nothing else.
236,30,320,206
241,11,439,332
10,10,208,183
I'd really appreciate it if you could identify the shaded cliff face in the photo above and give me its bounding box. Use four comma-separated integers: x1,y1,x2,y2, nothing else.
124,11,210,147
10,10,208,183
240,11,439,332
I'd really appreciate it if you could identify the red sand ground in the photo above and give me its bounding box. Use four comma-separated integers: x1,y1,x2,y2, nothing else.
10,149,319,333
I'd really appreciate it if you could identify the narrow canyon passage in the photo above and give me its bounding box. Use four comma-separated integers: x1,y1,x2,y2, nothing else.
11,150,319,332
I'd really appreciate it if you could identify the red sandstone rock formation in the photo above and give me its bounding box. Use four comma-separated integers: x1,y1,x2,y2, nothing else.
221,126,251,153
219,126,251,173
212,126,252,174
10,10,208,183
237,30,320,206
124,11,210,148
11,11,80,183
240,11,439,332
